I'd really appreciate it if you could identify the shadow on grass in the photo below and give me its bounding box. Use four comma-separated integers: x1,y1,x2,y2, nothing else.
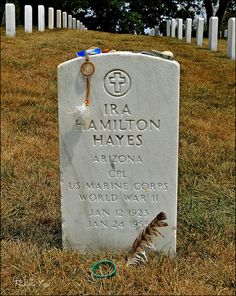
1,218,62,249
194,48,231,60
196,47,208,51
216,55,232,60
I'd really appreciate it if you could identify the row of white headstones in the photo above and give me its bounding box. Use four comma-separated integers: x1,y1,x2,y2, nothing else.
5,3,87,36
5,3,235,61
150,17,235,60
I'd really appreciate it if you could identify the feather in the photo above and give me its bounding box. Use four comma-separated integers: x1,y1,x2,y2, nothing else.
127,212,168,266
67,103,91,129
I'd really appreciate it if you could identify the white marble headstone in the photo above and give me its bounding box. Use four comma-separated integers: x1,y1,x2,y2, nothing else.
196,18,204,46
171,19,176,38
166,20,171,37
224,29,228,38
78,21,82,30
24,5,32,33
177,19,183,40
72,18,76,29
48,7,54,30
38,5,45,32
208,17,218,51
150,28,155,36
62,12,67,28
58,52,180,254
5,3,16,37
154,26,160,36
185,18,192,43
227,18,235,60
68,15,72,28
56,10,62,28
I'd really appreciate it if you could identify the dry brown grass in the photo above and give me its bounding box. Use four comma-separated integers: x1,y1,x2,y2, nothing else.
1,26,235,295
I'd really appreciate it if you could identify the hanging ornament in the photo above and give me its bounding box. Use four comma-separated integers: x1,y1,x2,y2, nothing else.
68,55,95,129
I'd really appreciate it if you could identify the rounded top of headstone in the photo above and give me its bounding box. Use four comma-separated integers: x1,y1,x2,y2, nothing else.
58,52,179,72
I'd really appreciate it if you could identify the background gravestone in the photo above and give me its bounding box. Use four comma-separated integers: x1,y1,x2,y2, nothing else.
227,18,235,60
5,3,15,37
166,20,171,37
196,18,204,46
62,12,67,28
224,29,228,38
24,5,32,33
56,10,61,29
72,18,76,29
58,52,180,254
185,18,192,43
208,17,218,51
68,15,72,28
48,7,54,30
177,18,183,40
171,19,176,37
38,5,45,32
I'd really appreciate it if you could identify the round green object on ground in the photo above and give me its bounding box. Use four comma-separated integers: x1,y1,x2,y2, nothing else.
91,260,117,279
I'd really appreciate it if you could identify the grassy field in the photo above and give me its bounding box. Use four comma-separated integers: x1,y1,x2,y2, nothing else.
1,26,235,295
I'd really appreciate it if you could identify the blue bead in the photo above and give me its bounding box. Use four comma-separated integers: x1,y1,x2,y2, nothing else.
76,50,86,57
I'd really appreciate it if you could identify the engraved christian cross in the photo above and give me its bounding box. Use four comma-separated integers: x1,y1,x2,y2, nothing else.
104,70,131,97
110,72,125,93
